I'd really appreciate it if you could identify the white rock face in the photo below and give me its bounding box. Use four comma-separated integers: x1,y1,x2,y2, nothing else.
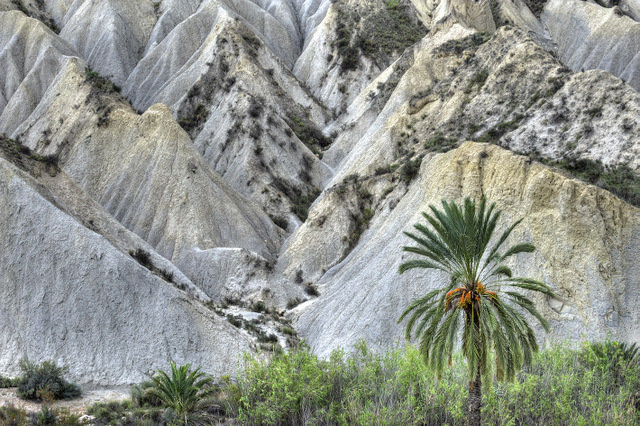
58,0,157,86
432,0,496,32
543,0,640,91
0,12,77,135
293,143,640,357
0,156,252,385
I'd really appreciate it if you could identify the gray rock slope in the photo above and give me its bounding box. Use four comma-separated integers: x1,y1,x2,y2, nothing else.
47,0,331,85
0,12,76,135
543,0,640,91
0,13,303,308
11,59,294,301
292,143,640,357
0,144,252,385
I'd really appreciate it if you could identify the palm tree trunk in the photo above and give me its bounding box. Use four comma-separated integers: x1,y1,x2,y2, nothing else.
468,365,482,426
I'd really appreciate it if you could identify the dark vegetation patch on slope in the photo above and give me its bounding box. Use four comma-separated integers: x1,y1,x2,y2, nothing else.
536,156,640,207
10,0,59,33
333,0,427,73
522,0,548,18
0,134,59,176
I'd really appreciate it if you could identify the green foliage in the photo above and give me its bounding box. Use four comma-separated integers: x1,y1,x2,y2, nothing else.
130,380,164,408
399,157,422,183
476,114,524,142
0,375,20,388
177,103,209,134
466,70,489,92
0,403,28,425
227,341,640,425
85,68,121,94
148,362,216,424
399,198,553,383
88,399,166,425
286,115,332,153
290,187,322,222
16,360,81,401
424,132,458,152
398,198,553,424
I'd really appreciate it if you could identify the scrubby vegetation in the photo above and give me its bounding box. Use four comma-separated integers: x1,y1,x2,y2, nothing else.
16,360,81,401
522,0,548,18
0,374,19,388
333,0,427,73
434,32,492,56
224,341,640,425
24,339,629,425
0,134,60,175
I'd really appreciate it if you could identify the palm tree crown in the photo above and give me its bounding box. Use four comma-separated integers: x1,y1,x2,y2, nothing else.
148,361,215,424
398,197,554,424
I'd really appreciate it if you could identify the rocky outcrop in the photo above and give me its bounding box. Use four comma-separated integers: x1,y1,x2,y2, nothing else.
293,143,640,357
322,24,640,190
294,0,427,115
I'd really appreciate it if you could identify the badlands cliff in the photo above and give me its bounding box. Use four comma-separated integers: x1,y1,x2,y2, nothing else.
0,0,639,385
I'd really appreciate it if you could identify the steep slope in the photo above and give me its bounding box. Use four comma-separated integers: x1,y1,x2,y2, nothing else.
57,0,157,86
542,0,640,91
292,142,640,356
0,140,253,385
294,0,427,115
123,9,333,225
0,11,76,135
11,60,290,294
0,14,302,307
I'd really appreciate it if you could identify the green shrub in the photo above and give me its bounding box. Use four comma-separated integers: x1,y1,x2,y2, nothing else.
131,380,163,408
148,362,216,424
0,403,27,425
228,341,640,425
0,375,19,388
399,157,422,183
16,360,81,401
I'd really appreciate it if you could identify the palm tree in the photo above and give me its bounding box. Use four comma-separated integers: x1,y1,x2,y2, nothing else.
148,361,216,425
398,197,554,426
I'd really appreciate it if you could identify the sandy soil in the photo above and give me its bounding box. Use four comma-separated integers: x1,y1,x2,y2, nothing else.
0,387,129,415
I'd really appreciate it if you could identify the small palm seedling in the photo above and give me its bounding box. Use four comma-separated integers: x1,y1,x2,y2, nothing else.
148,362,216,425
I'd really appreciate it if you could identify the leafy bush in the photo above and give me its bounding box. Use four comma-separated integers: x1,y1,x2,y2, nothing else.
0,375,19,388
0,403,28,425
226,341,640,425
16,360,81,401
131,380,163,408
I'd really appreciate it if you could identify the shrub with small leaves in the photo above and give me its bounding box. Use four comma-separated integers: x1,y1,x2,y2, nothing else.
16,360,81,401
